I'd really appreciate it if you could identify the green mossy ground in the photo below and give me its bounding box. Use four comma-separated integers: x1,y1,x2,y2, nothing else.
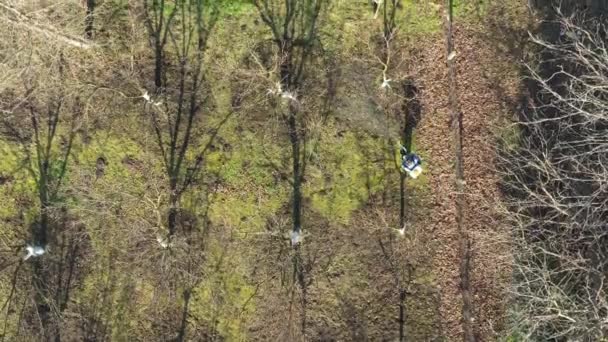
1,0,521,340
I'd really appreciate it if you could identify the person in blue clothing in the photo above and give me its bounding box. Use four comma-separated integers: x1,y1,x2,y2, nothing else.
400,146,423,178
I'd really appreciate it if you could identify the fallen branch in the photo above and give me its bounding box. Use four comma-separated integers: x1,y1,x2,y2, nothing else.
0,2,95,49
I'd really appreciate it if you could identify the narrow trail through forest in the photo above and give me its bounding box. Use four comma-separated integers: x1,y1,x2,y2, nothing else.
414,25,517,341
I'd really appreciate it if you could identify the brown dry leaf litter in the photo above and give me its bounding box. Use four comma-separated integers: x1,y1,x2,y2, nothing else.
414,25,518,341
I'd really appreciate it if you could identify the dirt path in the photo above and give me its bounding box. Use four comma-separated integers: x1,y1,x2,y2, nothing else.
414,25,517,341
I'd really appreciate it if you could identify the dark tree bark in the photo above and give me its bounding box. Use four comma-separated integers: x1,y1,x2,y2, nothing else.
5,59,83,342
399,289,406,342
84,0,95,39
141,1,223,339
378,238,414,342
253,0,324,240
142,0,220,240
399,80,419,229
253,0,327,338
445,1,475,341
176,289,191,342
288,111,302,234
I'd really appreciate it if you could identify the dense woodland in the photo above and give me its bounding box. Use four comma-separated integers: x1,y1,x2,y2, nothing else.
0,0,607,341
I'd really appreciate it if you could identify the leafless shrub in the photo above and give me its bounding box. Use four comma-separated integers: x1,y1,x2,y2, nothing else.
499,11,608,341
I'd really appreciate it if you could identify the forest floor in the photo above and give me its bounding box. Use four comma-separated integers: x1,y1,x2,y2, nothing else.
0,1,534,341
244,4,530,341
413,16,525,340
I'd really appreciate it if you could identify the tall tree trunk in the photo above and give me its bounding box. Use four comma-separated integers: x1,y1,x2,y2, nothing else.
33,260,56,342
288,107,307,337
33,166,56,340
84,0,95,39
400,118,414,229
36,205,49,247
168,179,179,237
293,247,307,339
399,289,406,342
176,289,191,342
34,204,63,342
399,87,416,229
446,1,475,341
399,175,406,228
288,110,302,235
154,39,163,89
35,158,50,246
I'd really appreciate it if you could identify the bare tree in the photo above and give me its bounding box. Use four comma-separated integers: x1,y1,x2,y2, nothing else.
371,0,423,231
252,0,326,242
369,2,424,340
0,2,95,49
0,53,86,341
139,1,232,340
85,0,96,39
376,216,418,342
445,0,475,341
500,11,608,341
141,0,220,239
251,0,329,338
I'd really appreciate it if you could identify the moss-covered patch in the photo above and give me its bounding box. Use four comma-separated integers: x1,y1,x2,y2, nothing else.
211,186,287,231
207,118,289,231
0,141,30,219
190,242,255,341
305,122,385,224
221,0,253,16
496,121,521,151
399,0,442,35
73,132,151,189
452,0,490,19
74,260,140,340
0,280,19,340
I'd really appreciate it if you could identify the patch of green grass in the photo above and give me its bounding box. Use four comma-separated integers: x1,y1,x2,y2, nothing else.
399,0,442,36
0,137,82,222
220,0,253,16
210,187,287,231
326,0,441,53
74,132,149,186
74,258,141,341
206,118,289,231
191,242,255,341
0,281,19,339
503,332,524,342
495,120,521,151
306,123,385,224
0,141,29,219
452,0,489,20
